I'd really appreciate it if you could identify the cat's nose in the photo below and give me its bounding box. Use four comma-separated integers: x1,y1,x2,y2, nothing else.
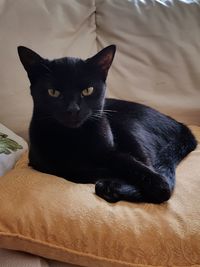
66,103,80,114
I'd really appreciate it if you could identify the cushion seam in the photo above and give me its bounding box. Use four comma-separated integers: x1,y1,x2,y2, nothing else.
0,232,199,267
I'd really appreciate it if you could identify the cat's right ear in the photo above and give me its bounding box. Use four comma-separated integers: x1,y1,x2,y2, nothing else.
86,45,116,81
17,46,43,73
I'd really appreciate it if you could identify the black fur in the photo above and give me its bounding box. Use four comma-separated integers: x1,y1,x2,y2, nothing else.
18,45,197,204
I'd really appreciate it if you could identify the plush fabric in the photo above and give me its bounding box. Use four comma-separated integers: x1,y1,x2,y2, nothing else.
0,0,200,139
0,123,28,176
0,127,199,267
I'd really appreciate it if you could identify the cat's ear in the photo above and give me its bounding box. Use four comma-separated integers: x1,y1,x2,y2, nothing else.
86,45,116,80
17,46,44,73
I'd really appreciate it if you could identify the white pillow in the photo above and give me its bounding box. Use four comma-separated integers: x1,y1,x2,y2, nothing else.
0,123,28,176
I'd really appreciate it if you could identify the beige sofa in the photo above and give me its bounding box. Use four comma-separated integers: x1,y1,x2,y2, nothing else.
0,0,200,266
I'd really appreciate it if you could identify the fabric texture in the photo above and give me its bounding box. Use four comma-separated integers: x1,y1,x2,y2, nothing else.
0,0,200,140
0,123,28,176
0,126,199,267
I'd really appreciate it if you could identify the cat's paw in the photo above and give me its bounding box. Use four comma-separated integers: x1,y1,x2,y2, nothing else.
144,175,172,204
95,180,121,203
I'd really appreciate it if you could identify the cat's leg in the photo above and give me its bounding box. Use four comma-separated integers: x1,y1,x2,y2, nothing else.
95,174,172,204
95,175,172,204
95,152,173,203
95,180,143,203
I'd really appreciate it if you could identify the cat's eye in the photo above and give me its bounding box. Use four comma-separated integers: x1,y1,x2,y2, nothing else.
48,89,61,98
81,87,94,97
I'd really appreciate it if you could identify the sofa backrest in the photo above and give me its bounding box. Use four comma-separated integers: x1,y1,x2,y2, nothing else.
0,0,199,139
99,0,200,127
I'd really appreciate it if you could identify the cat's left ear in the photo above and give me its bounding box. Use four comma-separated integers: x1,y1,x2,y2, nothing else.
86,45,116,80
17,46,44,73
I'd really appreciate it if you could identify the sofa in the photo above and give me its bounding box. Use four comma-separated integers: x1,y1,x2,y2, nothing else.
0,1,200,266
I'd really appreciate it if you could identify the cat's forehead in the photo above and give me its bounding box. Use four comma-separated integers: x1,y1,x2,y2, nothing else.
50,57,86,76
46,57,96,90
48,57,91,87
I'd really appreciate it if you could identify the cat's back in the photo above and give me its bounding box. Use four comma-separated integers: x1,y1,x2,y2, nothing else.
105,98,197,164
105,98,178,128
104,98,186,145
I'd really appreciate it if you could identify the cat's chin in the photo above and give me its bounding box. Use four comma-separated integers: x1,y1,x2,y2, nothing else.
54,112,91,129
59,119,85,129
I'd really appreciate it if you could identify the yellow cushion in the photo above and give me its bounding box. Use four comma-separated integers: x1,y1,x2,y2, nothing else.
0,126,200,267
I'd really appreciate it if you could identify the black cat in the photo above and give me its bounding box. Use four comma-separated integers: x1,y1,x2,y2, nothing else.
18,45,197,204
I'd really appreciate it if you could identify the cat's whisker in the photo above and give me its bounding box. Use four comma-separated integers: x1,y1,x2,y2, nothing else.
103,109,117,113
93,110,114,120
89,116,101,122
102,111,113,117
94,109,117,120
92,115,102,119
95,109,117,113
93,111,103,116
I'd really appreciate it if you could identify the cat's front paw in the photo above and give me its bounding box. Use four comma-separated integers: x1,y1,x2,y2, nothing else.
95,180,121,203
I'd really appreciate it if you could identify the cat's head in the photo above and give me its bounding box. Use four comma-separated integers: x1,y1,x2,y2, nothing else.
18,45,116,128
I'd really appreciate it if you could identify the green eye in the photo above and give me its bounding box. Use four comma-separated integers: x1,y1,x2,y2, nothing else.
81,87,94,97
48,89,61,98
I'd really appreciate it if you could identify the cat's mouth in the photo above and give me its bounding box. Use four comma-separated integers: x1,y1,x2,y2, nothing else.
54,110,91,128
64,119,83,128
55,118,82,128
55,115,87,128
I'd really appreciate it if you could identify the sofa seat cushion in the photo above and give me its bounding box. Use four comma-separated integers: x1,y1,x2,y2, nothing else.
0,126,199,267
